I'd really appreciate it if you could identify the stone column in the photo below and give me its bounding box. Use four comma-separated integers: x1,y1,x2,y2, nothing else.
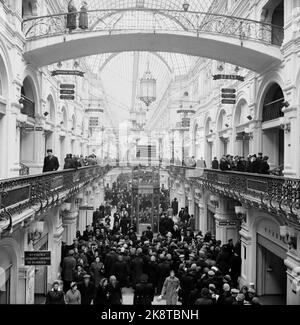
238,209,255,288
62,199,78,245
214,197,240,245
282,106,298,177
198,201,206,233
284,227,300,305
51,220,64,282
18,266,35,304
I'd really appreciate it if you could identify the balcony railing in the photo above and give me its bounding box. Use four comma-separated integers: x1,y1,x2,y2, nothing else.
0,165,111,232
167,165,300,223
262,99,284,122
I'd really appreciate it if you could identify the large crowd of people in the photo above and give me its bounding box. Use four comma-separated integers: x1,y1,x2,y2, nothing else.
45,178,261,305
211,153,272,175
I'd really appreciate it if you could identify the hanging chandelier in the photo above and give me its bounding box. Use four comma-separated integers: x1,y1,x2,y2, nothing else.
139,63,156,108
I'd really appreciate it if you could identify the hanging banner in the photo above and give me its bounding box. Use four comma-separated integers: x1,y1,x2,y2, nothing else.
213,74,245,82
222,99,236,105
60,84,75,89
51,70,85,77
60,95,75,100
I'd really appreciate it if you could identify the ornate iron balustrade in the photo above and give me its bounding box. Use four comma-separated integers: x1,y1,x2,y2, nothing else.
200,169,300,223
166,164,300,223
0,165,111,233
262,99,284,122
22,8,283,46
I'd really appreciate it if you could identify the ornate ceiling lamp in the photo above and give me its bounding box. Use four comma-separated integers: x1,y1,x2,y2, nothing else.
139,62,156,110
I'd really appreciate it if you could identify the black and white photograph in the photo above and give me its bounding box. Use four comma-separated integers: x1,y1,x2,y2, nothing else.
0,0,299,319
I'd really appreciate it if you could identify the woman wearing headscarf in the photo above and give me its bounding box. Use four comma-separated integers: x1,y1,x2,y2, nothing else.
79,1,88,29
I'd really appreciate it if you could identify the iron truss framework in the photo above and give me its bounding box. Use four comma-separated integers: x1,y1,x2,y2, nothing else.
167,166,300,225
0,165,111,233
22,8,284,46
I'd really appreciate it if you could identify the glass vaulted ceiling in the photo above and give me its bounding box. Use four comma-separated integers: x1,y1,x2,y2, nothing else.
67,1,216,123
94,52,199,125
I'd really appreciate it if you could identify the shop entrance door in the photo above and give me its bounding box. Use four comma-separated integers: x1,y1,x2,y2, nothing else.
256,235,287,305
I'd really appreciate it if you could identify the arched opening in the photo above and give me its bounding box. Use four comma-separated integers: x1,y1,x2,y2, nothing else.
45,95,55,155
234,99,251,157
59,107,68,166
271,1,284,46
217,109,228,156
254,217,287,305
261,0,284,46
21,77,35,119
0,241,19,304
205,117,213,165
20,76,37,172
262,83,285,172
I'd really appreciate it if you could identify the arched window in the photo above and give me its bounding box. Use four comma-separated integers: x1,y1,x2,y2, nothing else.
21,77,35,118
261,0,284,46
262,83,284,122
217,110,227,131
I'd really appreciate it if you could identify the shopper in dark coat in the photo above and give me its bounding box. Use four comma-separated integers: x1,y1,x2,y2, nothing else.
131,250,144,286
105,248,118,277
63,154,76,169
43,149,59,172
77,275,95,305
195,288,214,305
89,256,105,288
134,274,155,305
171,198,179,216
94,278,109,305
260,156,270,174
157,256,171,294
146,256,158,292
212,157,219,170
113,255,129,288
180,271,195,305
107,276,123,305
45,281,65,304
61,250,77,292
67,0,77,31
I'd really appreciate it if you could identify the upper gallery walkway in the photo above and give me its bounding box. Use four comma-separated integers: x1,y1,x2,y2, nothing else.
22,8,283,72
0,165,111,234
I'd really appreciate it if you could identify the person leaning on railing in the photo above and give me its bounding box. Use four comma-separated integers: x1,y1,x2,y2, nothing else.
214,153,272,175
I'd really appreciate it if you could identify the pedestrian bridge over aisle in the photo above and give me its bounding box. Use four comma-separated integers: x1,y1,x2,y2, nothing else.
23,8,283,72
